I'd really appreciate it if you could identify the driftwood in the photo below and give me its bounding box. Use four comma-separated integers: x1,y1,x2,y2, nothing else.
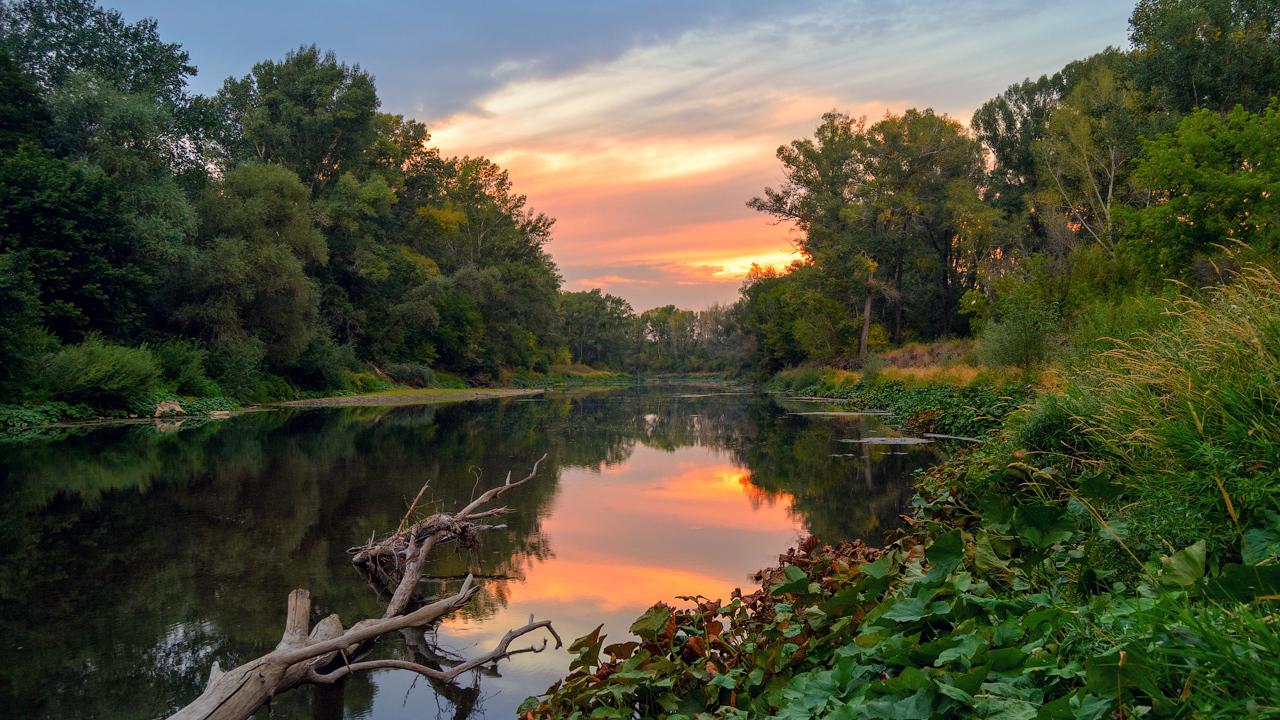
168,455,559,720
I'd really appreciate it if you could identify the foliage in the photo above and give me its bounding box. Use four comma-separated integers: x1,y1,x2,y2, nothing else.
0,400,92,430
1063,263,1280,555
382,362,436,388
977,282,1060,370
560,289,635,368
39,335,160,409
0,143,146,340
153,339,217,396
178,162,325,367
770,373,1030,439
1125,103,1280,276
0,0,195,109
214,45,378,193
528,269,1280,718
1129,0,1280,114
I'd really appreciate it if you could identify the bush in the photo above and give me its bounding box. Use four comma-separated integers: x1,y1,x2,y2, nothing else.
433,370,469,389
0,401,94,431
1013,394,1084,454
768,366,824,394
383,362,436,388
154,340,219,396
347,371,392,393
40,336,160,409
290,336,357,391
979,284,1060,370
205,337,267,401
858,354,885,385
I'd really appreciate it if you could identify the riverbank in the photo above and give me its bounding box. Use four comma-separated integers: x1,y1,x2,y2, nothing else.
270,386,543,407
0,386,549,440
523,268,1280,718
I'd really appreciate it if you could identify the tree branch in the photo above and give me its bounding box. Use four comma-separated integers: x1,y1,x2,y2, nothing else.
307,616,562,685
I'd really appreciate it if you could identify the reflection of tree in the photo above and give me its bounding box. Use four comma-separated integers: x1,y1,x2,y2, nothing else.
729,402,944,544
0,387,939,719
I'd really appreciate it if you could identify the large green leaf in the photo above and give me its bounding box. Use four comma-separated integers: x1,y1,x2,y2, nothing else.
1158,539,1206,588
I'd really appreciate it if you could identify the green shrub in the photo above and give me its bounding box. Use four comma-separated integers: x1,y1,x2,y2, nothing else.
0,401,93,430
384,362,436,387
250,373,295,403
858,354,885,385
154,340,219,396
205,337,267,400
977,279,1061,370
40,336,160,409
348,371,392,393
768,366,824,393
433,370,469,389
291,336,357,391
1013,394,1084,454
979,307,1059,370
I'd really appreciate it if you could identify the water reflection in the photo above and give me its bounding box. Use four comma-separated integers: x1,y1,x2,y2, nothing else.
0,387,944,719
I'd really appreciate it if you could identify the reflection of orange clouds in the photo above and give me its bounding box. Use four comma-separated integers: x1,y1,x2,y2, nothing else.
479,446,805,618
546,458,799,536
505,558,731,612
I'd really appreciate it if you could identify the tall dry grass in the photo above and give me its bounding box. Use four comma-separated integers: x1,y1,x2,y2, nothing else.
1067,264,1280,552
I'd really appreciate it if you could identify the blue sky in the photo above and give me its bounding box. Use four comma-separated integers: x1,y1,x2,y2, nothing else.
113,0,1134,309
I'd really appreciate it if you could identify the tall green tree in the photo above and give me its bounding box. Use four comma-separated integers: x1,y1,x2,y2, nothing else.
0,144,144,340
560,290,636,368
1130,0,1280,113
214,45,379,194
1126,103,1280,275
176,163,326,367
0,0,194,106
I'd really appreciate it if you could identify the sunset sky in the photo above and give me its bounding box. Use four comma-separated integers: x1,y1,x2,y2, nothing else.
117,0,1132,309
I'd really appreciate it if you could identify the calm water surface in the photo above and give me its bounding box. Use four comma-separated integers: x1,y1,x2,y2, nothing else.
0,386,946,719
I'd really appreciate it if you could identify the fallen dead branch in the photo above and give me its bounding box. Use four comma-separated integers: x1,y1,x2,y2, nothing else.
168,454,558,720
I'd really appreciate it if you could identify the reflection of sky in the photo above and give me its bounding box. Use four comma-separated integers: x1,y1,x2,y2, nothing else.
113,1,1130,309
364,443,805,718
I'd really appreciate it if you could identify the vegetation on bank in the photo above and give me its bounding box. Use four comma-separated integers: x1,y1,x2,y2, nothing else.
521,262,1280,720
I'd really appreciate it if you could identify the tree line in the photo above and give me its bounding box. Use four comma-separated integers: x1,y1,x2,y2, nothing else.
0,0,723,416
727,0,1280,377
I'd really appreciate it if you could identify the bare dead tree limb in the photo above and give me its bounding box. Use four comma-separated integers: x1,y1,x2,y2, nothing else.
167,455,554,720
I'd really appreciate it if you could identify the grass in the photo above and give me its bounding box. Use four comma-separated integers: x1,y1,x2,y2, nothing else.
1059,264,1280,557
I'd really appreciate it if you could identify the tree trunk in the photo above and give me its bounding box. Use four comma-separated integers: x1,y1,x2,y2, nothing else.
859,291,874,363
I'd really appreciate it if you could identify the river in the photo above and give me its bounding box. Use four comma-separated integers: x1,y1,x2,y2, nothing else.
0,385,947,719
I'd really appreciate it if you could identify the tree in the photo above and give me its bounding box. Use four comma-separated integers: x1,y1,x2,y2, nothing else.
859,109,987,337
0,143,144,340
45,73,197,264
0,0,194,107
972,73,1065,217
739,265,808,377
1126,103,1280,275
560,290,636,368
214,45,379,194
177,163,326,367
1130,0,1280,114
1034,61,1145,256
0,252,45,385
0,46,47,149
